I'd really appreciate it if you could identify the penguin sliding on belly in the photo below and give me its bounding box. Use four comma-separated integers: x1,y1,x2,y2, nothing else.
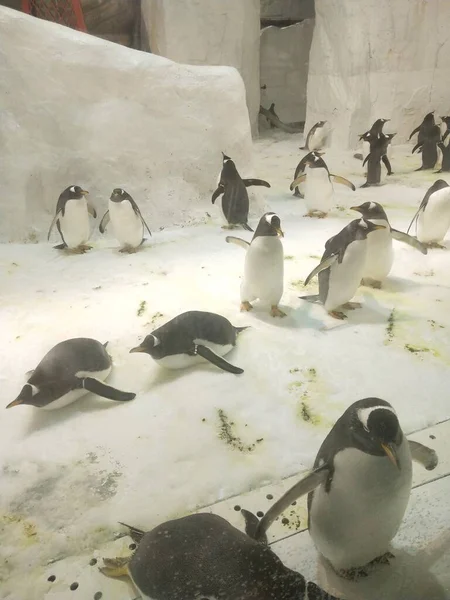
226,212,286,318
300,120,328,151
130,311,247,374
99,188,152,253
100,513,343,600
300,218,384,319
6,338,136,410
243,398,438,581
48,185,97,253
351,201,427,288
290,153,355,218
212,153,270,231
407,179,450,248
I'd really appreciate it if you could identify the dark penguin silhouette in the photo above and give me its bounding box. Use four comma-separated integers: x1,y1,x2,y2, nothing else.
212,153,270,231
6,338,136,410
100,513,343,600
130,310,247,374
361,133,396,187
414,124,442,170
436,117,450,172
409,111,435,149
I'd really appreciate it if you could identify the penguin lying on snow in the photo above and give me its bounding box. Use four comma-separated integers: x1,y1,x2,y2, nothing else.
6,338,136,410
300,219,384,319
130,311,247,374
212,152,270,231
407,179,450,247
48,185,97,253
226,212,286,318
99,188,152,253
243,398,438,581
290,153,355,218
100,513,343,600
361,133,396,187
301,120,328,151
351,201,427,288
291,150,324,198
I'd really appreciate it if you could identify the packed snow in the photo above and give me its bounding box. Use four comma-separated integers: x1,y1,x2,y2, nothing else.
1,130,450,599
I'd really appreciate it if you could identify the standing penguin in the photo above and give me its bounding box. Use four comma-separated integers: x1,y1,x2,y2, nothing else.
409,111,435,148
130,311,247,374
47,185,97,252
289,154,356,218
301,121,328,151
243,398,438,580
351,201,427,288
99,188,152,253
361,133,396,187
226,212,286,318
359,118,391,163
300,219,385,319
6,338,136,410
407,179,450,247
100,513,343,600
414,124,442,171
291,150,324,198
212,153,270,231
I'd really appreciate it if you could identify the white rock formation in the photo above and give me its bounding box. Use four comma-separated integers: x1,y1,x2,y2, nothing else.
0,6,257,243
141,0,260,134
260,0,315,21
306,0,450,149
260,21,314,123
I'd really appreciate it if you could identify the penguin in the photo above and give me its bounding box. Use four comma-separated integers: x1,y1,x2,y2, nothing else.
289,154,356,218
440,116,450,143
226,212,286,318
351,201,427,287
414,124,442,171
359,118,391,163
300,218,385,319
409,111,435,148
407,179,450,247
243,397,438,581
130,311,247,374
436,117,450,173
47,185,97,252
291,150,325,198
6,338,136,410
212,153,271,231
100,513,343,600
301,120,328,151
99,188,152,253
361,133,396,187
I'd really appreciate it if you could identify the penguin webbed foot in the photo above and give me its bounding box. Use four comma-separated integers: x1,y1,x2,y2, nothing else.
328,310,347,320
361,278,382,289
371,551,395,566
119,246,138,254
341,302,362,310
336,565,369,580
99,556,129,578
426,241,446,249
240,301,253,312
304,210,327,219
270,305,287,318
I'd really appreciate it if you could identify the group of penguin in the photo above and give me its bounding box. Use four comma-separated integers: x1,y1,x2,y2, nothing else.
12,115,449,599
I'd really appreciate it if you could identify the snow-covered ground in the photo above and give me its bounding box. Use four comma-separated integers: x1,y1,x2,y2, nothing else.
1,131,450,599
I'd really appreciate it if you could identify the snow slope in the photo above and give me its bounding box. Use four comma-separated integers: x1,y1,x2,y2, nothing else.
1,131,450,599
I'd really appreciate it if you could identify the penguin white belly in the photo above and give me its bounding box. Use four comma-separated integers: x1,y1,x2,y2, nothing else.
305,168,333,213
41,366,112,410
241,237,284,306
324,240,367,311
309,127,326,151
154,341,233,370
60,199,90,248
110,200,143,248
417,188,450,243
362,219,393,281
310,440,412,570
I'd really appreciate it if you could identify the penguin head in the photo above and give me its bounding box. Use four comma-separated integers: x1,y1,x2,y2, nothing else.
354,400,402,469
111,188,131,203
6,383,39,409
304,152,327,170
254,212,284,238
130,334,161,356
351,201,388,222
63,185,89,200
424,111,435,124
349,218,385,240
440,116,450,127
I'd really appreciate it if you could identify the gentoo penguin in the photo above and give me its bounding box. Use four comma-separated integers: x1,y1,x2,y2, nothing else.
436,117,450,172
361,133,396,187
414,124,442,171
300,219,385,319
359,118,391,163
100,513,342,600
351,201,427,287
289,154,356,218
6,338,136,410
407,179,450,247
440,116,450,143
99,188,152,253
226,212,286,318
47,185,97,253
243,398,438,580
409,111,435,148
301,121,328,151
291,150,325,198
130,311,247,374
212,153,270,231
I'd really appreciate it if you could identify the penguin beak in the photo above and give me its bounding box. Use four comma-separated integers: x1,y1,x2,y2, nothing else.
81,190,89,196
372,224,386,230
350,206,362,213
275,227,284,238
5,397,24,409
130,346,146,354
381,443,400,469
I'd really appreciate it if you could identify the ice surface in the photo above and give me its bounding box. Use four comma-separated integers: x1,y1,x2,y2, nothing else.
1,128,450,599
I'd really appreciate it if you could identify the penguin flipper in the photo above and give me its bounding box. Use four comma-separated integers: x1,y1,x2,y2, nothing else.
99,211,110,234
304,254,338,286
47,211,62,241
390,228,428,254
248,466,329,541
81,377,136,401
212,185,225,204
330,174,356,191
408,440,438,470
241,222,254,232
408,126,420,140
87,202,97,219
290,173,307,191
193,344,243,375
139,214,152,237
53,243,67,250
241,509,268,544
362,153,371,168
382,154,393,175
412,142,423,154
225,236,250,250
406,206,424,235
242,178,271,188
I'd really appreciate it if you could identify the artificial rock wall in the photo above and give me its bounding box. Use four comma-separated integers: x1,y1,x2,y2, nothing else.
141,0,261,135
0,6,256,243
305,0,450,149
260,0,315,21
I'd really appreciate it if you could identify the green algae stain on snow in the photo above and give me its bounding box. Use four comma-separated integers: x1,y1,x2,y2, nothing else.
287,366,333,428
216,409,264,453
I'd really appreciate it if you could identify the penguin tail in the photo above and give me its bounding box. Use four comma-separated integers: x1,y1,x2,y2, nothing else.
241,509,268,544
299,294,320,303
118,521,146,543
103,341,109,348
242,223,254,232
235,326,250,334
